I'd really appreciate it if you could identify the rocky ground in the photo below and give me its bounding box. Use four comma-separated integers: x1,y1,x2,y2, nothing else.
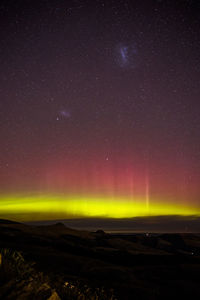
0,219,200,299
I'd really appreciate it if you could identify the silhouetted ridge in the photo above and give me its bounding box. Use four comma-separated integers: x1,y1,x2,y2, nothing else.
1,220,200,299
0,219,21,225
54,222,66,227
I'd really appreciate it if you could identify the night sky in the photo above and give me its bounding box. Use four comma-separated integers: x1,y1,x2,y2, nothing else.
1,0,200,222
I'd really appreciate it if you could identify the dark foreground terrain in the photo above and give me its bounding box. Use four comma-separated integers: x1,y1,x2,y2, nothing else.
0,219,200,299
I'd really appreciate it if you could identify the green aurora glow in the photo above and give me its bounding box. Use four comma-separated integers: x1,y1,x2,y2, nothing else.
0,194,199,222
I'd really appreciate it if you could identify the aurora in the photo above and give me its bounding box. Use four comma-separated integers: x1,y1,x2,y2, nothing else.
0,194,199,222
1,0,200,230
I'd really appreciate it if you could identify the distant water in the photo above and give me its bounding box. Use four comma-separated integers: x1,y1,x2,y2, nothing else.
25,217,200,233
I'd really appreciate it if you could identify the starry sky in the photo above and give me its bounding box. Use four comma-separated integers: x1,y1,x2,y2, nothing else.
1,0,200,222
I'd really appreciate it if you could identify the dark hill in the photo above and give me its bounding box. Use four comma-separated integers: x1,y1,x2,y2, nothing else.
0,219,21,224
0,219,200,299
